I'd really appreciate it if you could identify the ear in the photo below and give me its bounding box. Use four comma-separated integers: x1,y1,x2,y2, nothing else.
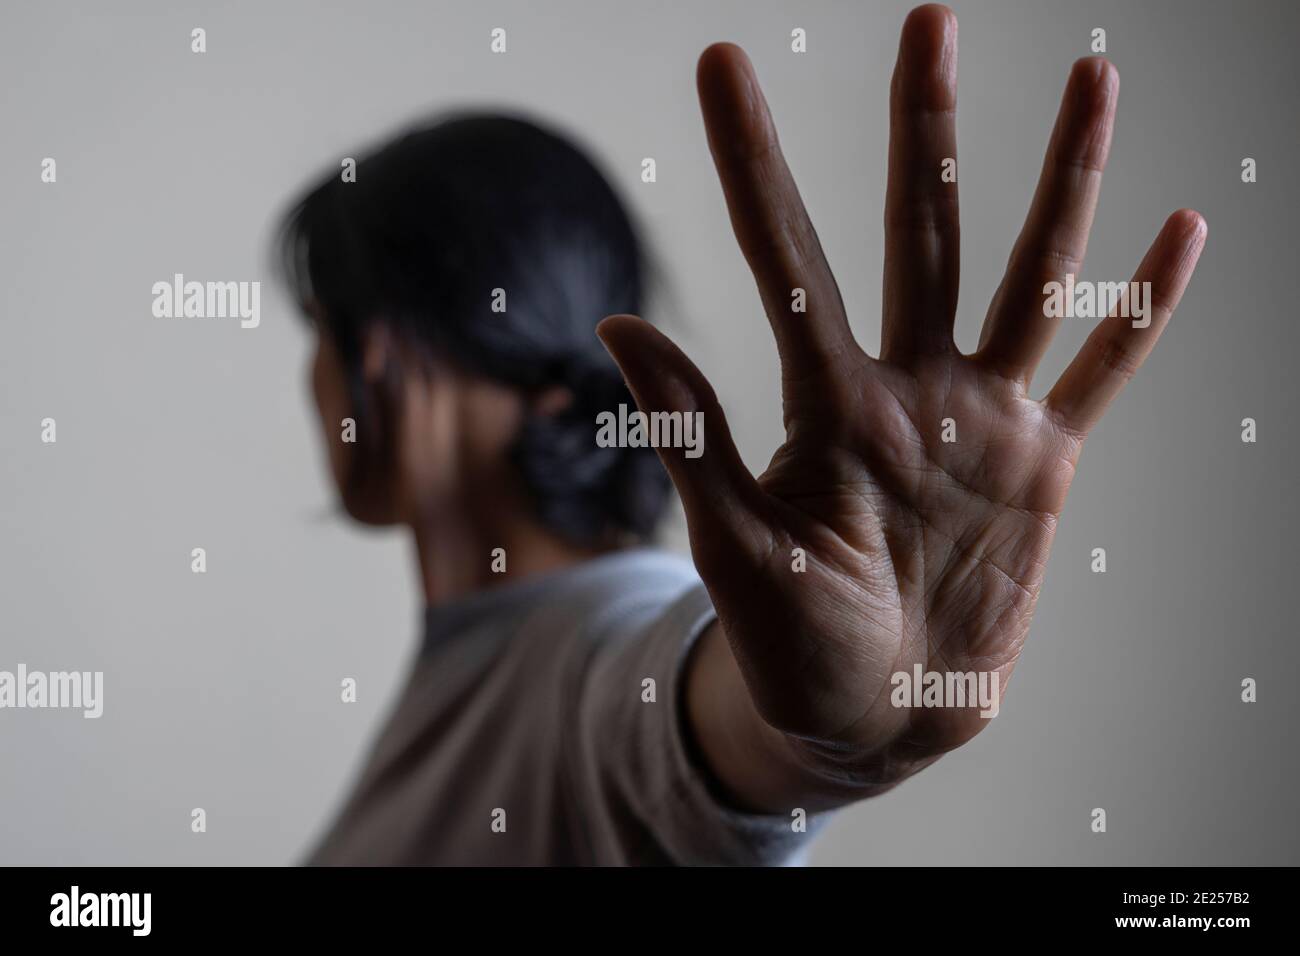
530,384,573,417
360,322,396,382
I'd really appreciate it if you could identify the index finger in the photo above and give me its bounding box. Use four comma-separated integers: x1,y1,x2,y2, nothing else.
697,43,859,379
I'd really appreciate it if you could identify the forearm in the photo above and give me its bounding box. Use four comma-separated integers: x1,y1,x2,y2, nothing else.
684,621,938,814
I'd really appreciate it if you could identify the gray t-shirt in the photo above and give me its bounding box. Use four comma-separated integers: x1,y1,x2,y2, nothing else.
306,548,817,865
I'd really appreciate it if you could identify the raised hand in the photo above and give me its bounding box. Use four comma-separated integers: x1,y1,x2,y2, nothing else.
597,4,1206,810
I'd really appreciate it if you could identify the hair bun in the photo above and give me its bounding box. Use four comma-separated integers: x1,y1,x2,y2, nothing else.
512,351,670,542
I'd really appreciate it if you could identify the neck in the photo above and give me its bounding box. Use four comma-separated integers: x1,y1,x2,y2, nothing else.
411,505,608,607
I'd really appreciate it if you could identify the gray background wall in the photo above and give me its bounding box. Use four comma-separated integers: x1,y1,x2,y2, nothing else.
1,0,1296,865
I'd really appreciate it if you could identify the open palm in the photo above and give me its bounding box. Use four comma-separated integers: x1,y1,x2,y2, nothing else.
598,5,1206,778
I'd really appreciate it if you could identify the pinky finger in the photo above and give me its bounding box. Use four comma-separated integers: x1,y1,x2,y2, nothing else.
1045,209,1207,436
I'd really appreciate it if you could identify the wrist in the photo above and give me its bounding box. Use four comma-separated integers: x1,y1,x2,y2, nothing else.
685,621,939,814
780,734,941,806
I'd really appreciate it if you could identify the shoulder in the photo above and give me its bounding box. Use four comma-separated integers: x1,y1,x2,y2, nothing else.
488,548,705,664
556,548,704,638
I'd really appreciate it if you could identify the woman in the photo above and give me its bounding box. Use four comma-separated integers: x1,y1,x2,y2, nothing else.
281,6,1205,865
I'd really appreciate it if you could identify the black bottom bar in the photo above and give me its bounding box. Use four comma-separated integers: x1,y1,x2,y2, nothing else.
1,866,1280,941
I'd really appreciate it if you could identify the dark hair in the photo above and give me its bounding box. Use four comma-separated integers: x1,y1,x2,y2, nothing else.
278,113,671,544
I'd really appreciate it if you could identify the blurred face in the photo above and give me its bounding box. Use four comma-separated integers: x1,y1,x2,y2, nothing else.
309,330,354,501
308,323,533,529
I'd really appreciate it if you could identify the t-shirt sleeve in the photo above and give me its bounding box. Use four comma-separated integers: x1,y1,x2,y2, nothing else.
567,580,823,866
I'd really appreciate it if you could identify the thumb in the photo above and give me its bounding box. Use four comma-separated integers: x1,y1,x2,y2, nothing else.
596,314,768,563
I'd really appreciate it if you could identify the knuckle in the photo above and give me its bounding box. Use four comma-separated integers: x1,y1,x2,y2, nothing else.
1085,332,1141,382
